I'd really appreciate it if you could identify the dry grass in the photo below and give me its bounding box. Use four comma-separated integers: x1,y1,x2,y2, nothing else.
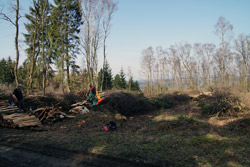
0,84,13,98
1,89,250,167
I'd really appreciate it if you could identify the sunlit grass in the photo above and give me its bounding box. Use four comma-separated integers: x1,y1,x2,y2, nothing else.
89,146,106,154
153,113,184,121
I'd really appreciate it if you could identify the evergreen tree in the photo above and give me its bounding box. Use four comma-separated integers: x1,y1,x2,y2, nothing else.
132,80,141,91
128,76,141,91
18,62,29,88
24,0,42,92
0,58,6,84
24,0,51,94
113,74,121,89
119,67,126,89
4,57,15,86
52,0,82,92
98,61,113,90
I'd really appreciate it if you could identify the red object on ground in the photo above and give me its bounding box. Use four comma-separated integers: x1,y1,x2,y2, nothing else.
96,98,105,105
104,126,109,131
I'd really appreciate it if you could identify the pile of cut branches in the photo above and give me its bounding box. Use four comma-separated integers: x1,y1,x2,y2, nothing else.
101,92,153,116
32,107,75,122
199,89,247,116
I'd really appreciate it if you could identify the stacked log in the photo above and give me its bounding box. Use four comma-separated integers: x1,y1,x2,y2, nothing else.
32,107,75,122
0,113,41,128
0,100,76,128
0,100,40,128
0,100,9,106
0,100,20,114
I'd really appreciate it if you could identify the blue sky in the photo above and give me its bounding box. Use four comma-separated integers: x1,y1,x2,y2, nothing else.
0,0,250,80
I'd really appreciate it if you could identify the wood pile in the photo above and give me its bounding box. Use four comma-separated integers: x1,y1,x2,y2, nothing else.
0,100,20,114
0,113,41,128
32,107,75,122
0,99,74,128
0,100,8,106
71,101,88,107
69,106,89,114
0,100,41,128
70,101,90,114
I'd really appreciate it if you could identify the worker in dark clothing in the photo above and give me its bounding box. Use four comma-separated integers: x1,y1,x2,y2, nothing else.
86,84,96,102
12,84,25,110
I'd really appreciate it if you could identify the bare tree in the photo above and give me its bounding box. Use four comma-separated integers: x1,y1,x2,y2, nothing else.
127,66,132,92
169,45,182,90
81,0,100,87
0,0,21,85
234,34,250,91
81,0,93,84
100,0,117,91
202,43,216,89
194,43,203,89
214,16,233,87
176,43,194,89
158,47,168,92
155,46,162,93
81,0,117,90
141,47,155,95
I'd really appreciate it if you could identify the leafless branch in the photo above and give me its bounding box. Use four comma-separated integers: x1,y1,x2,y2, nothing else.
0,12,16,26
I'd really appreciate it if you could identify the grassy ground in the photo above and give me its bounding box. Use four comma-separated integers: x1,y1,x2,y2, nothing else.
1,94,250,167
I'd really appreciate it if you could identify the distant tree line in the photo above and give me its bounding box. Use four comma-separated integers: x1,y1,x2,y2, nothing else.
0,0,142,94
0,57,15,86
0,56,140,92
141,17,250,95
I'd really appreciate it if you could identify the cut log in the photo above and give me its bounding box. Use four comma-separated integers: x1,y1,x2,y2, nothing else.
0,106,19,113
0,100,9,106
32,107,47,114
18,121,41,128
13,115,38,124
1,113,41,128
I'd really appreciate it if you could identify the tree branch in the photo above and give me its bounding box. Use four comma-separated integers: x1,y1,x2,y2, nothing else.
0,12,16,26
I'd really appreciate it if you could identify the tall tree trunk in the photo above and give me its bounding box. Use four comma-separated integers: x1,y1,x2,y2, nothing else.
65,8,70,93
101,36,107,92
28,33,39,94
197,60,200,90
42,34,46,95
14,0,20,86
41,10,46,95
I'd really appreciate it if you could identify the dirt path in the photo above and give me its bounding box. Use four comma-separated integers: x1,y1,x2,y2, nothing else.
0,142,155,167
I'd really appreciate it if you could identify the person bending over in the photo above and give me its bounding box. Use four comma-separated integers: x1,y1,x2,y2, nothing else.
86,84,96,102
12,84,25,110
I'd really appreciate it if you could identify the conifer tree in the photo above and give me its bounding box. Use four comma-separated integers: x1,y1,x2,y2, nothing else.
119,67,126,89
113,74,121,89
24,0,41,93
98,61,113,90
52,0,82,92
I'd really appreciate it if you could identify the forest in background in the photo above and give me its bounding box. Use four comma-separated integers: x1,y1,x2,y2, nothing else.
141,17,250,95
0,0,249,96
0,0,141,94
